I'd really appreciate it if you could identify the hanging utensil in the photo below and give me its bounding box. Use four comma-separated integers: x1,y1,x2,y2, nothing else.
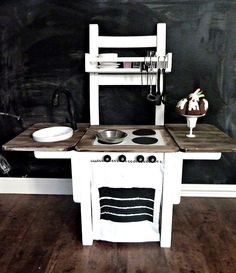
147,68,162,105
146,62,156,102
154,68,162,105
161,67,167,104
146,52,158,103
146,78,156,102
160,55,167,104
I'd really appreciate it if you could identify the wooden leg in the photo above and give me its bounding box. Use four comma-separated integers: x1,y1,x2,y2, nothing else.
71,153,93,246
160,153,176,248
160,202,173,248
172,154,183,205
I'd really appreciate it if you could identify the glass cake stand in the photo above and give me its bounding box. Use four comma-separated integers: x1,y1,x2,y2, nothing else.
182,114,205,138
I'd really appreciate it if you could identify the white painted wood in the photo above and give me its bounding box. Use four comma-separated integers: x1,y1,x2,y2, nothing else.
91,159,163,242
89,56,153,62
160,153,176,247
0,177,236,197
156,23,166,56
71,153,93,245
86,23,171,127
166,53,172,73
96,74,150,85
85,54,172,73
170,152,222,204
71,152,81,202
154,23,166,126
170,155,184,205
87,67,172,74
0,177,72,195
34,151,73,159
181,184,236,197
181,152,221,160
72,152,165,245
98,35,157,48
86,55,172,63
90,74,100,125
155,103,165,125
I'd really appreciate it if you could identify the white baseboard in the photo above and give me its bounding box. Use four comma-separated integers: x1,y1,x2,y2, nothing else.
0,177,236,198
181,184,236,198
0,177,72,195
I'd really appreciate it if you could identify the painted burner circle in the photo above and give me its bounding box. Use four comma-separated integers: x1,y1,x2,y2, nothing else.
132,129,156,136
132,137,158,145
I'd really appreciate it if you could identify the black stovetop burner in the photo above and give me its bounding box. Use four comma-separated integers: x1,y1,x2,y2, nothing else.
132,129,156,136
132,128,158,145
132,137,158,145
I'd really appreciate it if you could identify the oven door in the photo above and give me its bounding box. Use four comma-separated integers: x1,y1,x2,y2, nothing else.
91,155,164,243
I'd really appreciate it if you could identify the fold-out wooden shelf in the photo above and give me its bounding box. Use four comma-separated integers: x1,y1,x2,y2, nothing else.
2,123,89,152
165,124,236,152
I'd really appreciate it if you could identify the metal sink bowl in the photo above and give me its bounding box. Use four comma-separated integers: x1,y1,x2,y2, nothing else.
96,129,127,144
32,126,73,142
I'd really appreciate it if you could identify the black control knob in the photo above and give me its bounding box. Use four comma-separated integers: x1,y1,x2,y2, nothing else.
148,155,156,163
103,155,111,162
118,155,126,162
136,155,145,162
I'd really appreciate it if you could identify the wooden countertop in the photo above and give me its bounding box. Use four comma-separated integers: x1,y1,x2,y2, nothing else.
165,123,236,152
76,125,179,152
2,123,89,152
3,123,236,153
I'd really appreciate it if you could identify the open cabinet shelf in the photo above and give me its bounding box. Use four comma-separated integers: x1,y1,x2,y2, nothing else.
85,54,172,73
86,23,172,125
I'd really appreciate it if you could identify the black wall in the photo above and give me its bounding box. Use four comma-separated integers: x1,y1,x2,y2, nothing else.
0,0,235,183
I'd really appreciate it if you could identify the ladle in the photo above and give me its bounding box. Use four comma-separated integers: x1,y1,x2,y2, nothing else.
147,68,163,105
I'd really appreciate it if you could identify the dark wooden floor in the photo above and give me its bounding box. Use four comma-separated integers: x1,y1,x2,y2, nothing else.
0,195,235,273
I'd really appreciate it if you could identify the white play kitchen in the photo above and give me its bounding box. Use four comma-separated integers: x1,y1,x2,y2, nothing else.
3,23,236,248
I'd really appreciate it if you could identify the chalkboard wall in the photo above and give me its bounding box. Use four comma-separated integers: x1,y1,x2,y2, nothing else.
0,0,235,183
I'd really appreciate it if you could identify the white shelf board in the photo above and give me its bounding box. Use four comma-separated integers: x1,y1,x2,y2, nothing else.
87,68,171,73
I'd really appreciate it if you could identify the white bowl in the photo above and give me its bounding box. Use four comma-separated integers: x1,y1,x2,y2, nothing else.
32,126,73,142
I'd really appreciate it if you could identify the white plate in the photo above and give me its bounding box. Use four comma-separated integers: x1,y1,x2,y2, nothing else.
99,62,118,66
32,126,73,142
98,53,118,58
98,66,119,70
98,64,120,69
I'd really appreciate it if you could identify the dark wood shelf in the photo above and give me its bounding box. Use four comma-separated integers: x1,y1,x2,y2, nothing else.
2,123,89,152
165,123,236,152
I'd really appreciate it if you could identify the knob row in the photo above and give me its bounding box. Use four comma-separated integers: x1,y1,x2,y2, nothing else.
103,155,156,163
